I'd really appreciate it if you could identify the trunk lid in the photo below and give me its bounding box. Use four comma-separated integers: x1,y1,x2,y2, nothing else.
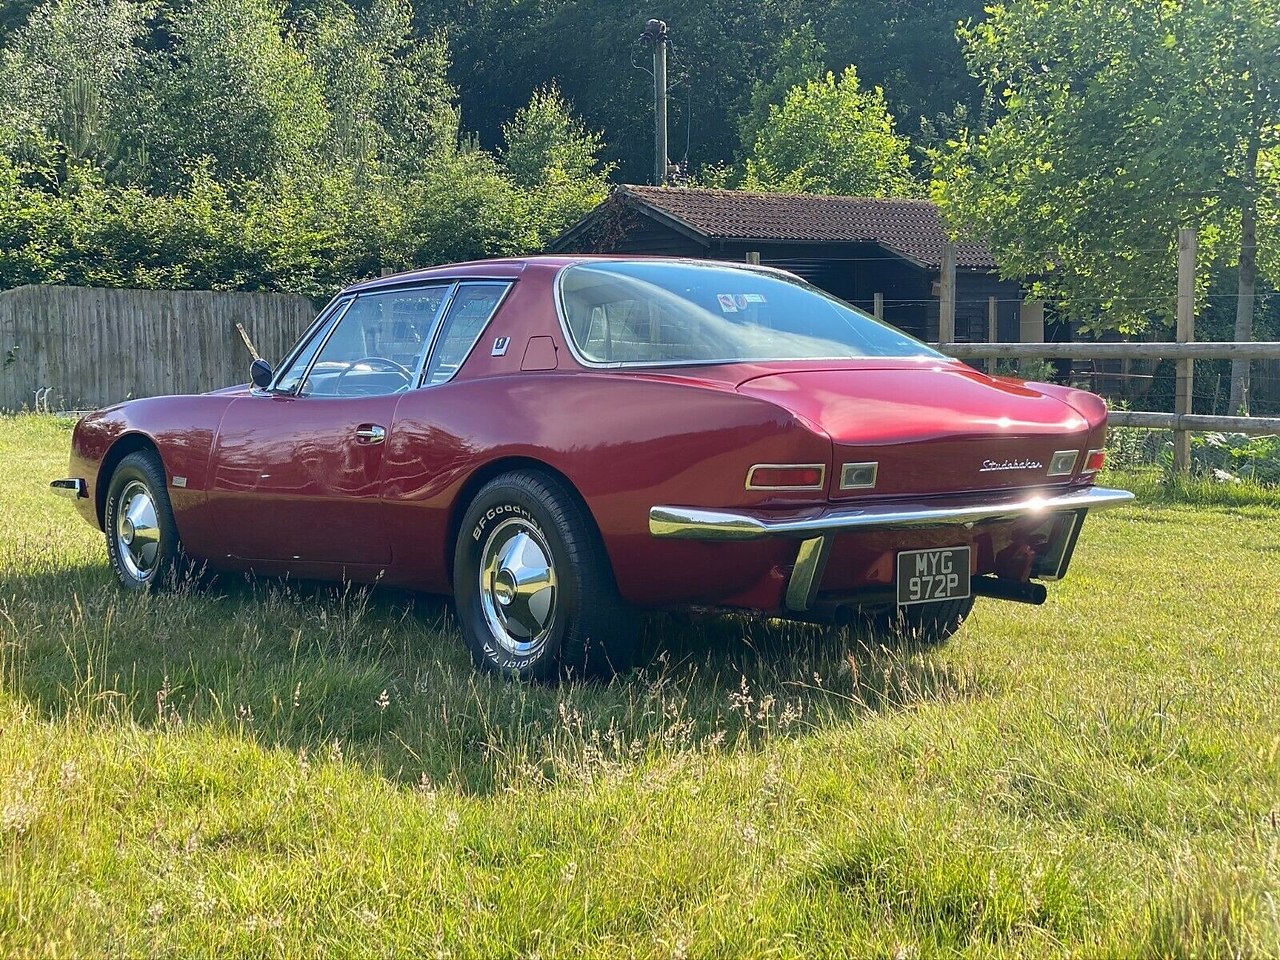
733,361,1093,498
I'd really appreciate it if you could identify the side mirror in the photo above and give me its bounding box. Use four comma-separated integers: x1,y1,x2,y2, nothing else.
250,358,274,389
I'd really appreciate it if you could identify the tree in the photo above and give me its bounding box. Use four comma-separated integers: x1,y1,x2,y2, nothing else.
132,0,329,189
300,0,458,174
501,84,609,188
741,66,916,196
0,0,146,166
735,22,826,159
409,0,985,183
933,0,1280,412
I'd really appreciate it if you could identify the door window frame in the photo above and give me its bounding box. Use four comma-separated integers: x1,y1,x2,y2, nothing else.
269,279,514,397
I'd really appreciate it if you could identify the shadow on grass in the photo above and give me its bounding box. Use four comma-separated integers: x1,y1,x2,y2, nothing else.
0,560,987,796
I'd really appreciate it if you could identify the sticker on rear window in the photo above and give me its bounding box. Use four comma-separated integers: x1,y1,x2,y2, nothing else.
742,293,766,303
716,294,738,312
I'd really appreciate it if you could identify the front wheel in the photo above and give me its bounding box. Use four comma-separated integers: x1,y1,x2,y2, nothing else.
453,470,637,681
104,451,185,591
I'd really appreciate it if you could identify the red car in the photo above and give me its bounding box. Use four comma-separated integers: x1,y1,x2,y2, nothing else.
52,256,1132,679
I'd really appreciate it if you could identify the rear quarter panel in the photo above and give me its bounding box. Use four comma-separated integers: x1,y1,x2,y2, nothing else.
382,372,830,605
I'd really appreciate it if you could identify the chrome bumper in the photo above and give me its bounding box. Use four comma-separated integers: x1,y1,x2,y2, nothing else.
649,485,1135,612
50,478,88,499
650,486,1134,541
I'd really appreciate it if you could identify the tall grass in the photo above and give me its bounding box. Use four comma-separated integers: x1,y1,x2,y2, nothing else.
2,413,1278,957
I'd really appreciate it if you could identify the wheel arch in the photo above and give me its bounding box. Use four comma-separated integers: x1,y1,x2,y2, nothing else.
96,433,162,528
446,456,608,585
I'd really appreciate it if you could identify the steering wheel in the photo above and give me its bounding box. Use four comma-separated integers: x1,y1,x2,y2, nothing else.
332,356,414,393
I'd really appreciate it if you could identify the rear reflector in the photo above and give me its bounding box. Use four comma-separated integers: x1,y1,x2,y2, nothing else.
1083,449,1106,473
745,463,826,491
840,462,879,490
1047,450,1080,477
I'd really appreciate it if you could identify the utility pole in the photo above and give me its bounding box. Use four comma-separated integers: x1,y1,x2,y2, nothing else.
641,19,669,186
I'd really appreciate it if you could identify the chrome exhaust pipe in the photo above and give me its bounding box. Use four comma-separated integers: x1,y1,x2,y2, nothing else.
970,576,1047,605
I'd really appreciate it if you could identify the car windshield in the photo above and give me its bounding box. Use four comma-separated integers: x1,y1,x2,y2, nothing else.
558,261,943,365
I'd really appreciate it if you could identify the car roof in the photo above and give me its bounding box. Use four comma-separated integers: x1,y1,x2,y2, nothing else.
341,255,785,296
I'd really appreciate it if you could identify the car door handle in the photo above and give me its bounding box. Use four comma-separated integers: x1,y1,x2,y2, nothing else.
355,424,387,444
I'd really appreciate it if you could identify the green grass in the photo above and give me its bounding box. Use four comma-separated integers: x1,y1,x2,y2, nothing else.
2,412,1278,958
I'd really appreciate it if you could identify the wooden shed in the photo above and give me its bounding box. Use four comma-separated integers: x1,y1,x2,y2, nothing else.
549,185,1035,345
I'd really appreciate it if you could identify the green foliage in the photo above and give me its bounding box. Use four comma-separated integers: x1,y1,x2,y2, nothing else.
932,0,1280,336
0,0,610,298
501,84,609,190
1193,431,1280,485
0,0,148,167
412,0,986,183
741,66,916,197
735,23,827,161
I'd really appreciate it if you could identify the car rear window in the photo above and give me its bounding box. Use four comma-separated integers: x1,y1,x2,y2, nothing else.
558,261,942,365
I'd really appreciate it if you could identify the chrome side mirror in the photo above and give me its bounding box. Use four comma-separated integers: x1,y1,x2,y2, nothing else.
250,358,274,389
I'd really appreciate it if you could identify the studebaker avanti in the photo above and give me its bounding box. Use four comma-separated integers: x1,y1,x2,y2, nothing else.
52,256,1132,679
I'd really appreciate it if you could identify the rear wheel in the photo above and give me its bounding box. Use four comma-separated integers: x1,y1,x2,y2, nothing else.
104,451,185,591
453,470,637,681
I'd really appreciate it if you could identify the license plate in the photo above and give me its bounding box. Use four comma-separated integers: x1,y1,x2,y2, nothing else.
896,547,971,605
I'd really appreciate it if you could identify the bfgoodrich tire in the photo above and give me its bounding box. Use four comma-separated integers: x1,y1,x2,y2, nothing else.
453,470,637,681
104,451,185,591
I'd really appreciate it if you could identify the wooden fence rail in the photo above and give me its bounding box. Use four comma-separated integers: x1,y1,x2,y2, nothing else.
940,342,1280,361
0,285,315,411
936,337,1280,474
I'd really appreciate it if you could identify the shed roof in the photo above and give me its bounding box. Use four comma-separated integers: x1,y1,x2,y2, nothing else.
553,185,997,270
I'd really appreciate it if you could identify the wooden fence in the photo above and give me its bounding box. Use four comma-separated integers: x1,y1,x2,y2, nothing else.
942,340,1280,474
0,285,316,411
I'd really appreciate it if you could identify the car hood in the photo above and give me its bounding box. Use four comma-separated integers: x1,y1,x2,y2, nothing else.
733,362,1100,498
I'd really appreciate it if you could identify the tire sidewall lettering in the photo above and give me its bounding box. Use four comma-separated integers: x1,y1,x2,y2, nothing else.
471,501,539,543
463,492,559,674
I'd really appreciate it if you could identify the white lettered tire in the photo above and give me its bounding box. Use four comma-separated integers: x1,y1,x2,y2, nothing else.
454,470,637,681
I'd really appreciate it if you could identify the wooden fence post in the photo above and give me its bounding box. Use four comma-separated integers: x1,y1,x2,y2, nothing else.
873,292,884,320
1175,228,1196,474
987,296,998,374
938,243,956,345
745,251,760,265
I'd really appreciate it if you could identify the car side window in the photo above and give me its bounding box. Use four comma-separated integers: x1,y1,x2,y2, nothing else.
301,286,450,397
422,282,510,386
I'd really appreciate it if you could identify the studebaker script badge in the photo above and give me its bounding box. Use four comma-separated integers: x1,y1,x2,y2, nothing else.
979,458,1044,472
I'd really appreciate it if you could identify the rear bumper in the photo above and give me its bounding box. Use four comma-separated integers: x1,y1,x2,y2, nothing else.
649,485,1134,612
650,485,1134,540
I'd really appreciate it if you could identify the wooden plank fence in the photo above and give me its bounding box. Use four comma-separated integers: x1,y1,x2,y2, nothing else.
0,285,315,411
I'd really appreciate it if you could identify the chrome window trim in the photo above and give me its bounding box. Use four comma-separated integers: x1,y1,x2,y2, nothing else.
269,294,352,393
293,283,457,398
551,259,945,370
416,280,515,388
267,296,353,394
411,281,462,387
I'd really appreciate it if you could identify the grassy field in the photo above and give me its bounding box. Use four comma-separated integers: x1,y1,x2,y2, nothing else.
1,413,1278,958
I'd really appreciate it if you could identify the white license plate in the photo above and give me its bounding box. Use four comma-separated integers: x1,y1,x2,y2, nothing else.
896,547,971,605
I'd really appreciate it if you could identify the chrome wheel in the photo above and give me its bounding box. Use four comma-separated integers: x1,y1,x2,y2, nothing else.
115,479,161,582
478,517,558,656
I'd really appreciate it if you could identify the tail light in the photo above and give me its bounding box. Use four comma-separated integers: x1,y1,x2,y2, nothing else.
1082,449,1106,474
745,463,826,491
